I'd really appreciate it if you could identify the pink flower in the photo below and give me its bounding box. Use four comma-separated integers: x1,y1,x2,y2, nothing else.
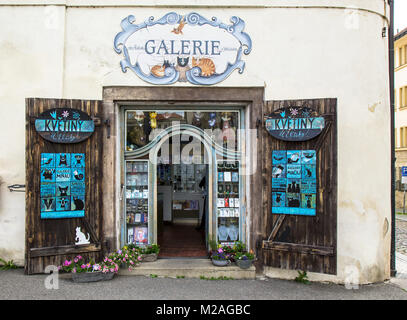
72,268,76,273
128,267,132,271
130,261,134,265
138,256,142,261
81,264,86,269
218,248,223,253
62,110,69,118
110,268,114,272
74,258,79,263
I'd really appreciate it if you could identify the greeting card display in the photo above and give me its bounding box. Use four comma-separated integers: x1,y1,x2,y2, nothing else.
271,150,316,216
40,153,85,219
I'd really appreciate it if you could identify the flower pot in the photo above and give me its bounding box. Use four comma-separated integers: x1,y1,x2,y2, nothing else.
212,259,230,267
236,259,253,269
141,253,158,262
71,271,115,283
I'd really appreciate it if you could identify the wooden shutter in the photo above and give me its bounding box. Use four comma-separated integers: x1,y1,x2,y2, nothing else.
25,98,103,274
262,98,337,275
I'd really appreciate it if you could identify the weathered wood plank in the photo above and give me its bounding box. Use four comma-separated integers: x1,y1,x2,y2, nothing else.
262,241,335,256
30,244,101,258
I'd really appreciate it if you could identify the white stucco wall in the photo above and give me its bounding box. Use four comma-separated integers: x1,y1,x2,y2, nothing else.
0,0,391,284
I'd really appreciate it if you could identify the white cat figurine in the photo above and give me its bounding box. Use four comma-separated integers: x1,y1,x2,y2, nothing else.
75,227,90,245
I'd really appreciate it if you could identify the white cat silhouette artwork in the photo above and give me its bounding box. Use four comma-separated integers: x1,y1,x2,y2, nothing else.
75,227,90,245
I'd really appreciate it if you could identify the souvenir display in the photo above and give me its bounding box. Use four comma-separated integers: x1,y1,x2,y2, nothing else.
127,111,148,149
271,150,317,216
216,160,240,244
149,112,157,129
125,160,149,244
208,112,216,128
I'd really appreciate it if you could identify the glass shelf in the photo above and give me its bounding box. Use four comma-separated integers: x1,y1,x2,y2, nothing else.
125,160,149,245
216,160,241,244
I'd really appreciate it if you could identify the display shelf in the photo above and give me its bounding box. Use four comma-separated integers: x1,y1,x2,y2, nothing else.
125,160,149,245
216,160,240,244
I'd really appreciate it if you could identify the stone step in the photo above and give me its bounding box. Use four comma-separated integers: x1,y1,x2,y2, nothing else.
118,258,256,279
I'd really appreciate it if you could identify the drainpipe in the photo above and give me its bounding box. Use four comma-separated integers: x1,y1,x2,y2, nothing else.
389,0,396,278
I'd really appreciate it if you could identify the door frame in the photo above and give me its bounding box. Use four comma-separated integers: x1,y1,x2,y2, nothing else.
102,86,264,263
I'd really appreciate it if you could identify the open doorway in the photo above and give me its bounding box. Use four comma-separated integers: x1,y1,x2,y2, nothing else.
157,161,209,258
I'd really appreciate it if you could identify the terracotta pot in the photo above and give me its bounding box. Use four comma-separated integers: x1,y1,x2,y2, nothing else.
71,271,115,283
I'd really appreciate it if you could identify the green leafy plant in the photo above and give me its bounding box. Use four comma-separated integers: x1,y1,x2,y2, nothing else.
235,250,255,261
232,241,245,253
295,270,310,284
150,274,158,278
176,275,185,279
141,244,160,255
207,234,218,251
126,243,160,255
0,258,18,270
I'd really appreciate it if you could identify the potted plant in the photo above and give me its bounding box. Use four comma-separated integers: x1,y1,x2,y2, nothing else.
59,255,118,283
210,247,231,267
234,250,255,269
140,244,160,262
110,245,142,270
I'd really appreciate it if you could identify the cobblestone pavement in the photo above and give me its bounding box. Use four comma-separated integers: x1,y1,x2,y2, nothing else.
396,217,407,255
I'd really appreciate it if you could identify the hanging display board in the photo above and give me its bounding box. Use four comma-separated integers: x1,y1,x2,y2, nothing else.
40,152,86,219
265,107,325,142
35,108,95,143
271,150,316,216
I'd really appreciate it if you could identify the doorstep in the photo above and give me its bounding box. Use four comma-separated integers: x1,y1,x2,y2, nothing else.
118,258,256,279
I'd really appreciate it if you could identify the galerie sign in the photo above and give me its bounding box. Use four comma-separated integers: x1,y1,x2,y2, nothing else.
114,12,252,85
35,108,95,143
265,107,325,142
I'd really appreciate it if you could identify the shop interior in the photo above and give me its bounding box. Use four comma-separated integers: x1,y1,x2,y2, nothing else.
124,109,240,257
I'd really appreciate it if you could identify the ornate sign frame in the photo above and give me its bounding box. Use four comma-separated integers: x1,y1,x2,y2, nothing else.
114,12,252,85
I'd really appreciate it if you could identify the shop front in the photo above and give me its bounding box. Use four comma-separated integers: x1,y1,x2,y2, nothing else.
0,1,392,284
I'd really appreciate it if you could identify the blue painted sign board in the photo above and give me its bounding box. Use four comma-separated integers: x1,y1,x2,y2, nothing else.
272,150,317,216
40,152,85,219
265,107,325,142
35,108,94,144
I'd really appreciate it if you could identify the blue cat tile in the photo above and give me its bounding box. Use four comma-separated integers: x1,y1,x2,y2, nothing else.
71,153,85,168
56,153,71,168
